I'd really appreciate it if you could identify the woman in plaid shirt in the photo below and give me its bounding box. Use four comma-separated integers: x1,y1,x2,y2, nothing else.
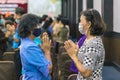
64,9,106,80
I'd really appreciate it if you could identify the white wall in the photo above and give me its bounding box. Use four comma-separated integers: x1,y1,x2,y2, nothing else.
82,0,102,12
113,0,120,33
93,0,102,15
28,0,61,17
83,0,87,10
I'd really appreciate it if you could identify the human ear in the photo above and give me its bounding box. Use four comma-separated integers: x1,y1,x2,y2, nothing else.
88,21,91,28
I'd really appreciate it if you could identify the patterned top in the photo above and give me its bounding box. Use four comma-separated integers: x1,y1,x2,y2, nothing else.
77,36,105,80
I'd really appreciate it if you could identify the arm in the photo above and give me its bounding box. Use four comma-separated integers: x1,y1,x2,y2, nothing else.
5,31,11,38
64,40,97,78
13,37,19,42
13,32,20,42
26,45,51,77
71,55,92,78
44,51,52,73
40,32,52,73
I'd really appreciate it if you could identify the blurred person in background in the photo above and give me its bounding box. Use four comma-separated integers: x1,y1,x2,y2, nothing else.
53,16,69,53
0,14,6,33
13,7,25,49
0,29,7,60
0,14,5,25
5,20,15,51
41,17,53,40
13,7,26,80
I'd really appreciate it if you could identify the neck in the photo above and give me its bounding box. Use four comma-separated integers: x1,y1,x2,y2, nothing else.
28,34,35,40
86,31,96,40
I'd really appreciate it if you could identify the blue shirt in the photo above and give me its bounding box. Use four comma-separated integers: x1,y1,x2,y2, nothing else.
20,38,50,80
34,37,42,46
13,31,20,48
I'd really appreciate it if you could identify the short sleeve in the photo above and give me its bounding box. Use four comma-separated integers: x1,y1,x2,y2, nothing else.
26,45,50,77
82,46,98,71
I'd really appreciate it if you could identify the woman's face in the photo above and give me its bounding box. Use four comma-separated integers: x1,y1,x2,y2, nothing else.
80,15,91,31
14,13,20,20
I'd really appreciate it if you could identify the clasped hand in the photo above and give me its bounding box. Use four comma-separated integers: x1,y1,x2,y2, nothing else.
64,40,79,59
41,32,51,54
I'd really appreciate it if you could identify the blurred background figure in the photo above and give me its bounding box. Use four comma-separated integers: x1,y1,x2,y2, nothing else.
0,29,7,60
5,20,15,51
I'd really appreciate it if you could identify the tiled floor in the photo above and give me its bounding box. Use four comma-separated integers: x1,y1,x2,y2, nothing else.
102,66,120,80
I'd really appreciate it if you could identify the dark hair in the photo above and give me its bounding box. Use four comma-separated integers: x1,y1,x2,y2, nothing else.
48,17,53,23
5,15,15,22
18,14,39,38
41,15,48,21
56,15,62,22
80,9,106,36
5,20,14,27
42,20,51,29
39,17,42,24
42,17,53,29
60,18,69,25
15,7,25,16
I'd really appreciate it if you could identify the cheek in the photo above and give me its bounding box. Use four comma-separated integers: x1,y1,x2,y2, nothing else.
82,23,88,30
6,26,10,30
14,14,18,19
9,27,12,31
11,27,15,31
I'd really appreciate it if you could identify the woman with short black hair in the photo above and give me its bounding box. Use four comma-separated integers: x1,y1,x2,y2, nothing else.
18,14,52,80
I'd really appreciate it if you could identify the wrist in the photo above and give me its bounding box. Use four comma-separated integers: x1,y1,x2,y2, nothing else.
44,50,51,55
72,56,79,63
69,53,77,59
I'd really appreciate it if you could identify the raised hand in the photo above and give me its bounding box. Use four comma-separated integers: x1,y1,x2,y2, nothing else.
41,32,51,54
64,40,79,59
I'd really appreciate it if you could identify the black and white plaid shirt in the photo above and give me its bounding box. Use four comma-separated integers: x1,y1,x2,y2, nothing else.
77,36,105,80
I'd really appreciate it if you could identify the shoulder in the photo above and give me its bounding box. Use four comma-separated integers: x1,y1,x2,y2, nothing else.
21,38,38,49
85,37,104,55
87,37,102,47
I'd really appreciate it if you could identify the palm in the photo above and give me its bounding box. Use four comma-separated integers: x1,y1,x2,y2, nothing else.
41,32,51,52
64,40,79,58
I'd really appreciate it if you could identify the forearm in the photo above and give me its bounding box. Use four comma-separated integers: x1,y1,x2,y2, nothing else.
5,33,10,38
13,38,19,42
44,51,52,73
72,56,84,73
72,56,92,78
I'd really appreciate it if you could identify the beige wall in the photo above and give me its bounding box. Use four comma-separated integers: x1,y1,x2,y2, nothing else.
103,37,120,65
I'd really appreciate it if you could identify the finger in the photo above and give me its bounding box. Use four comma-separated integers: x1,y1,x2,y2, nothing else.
64,45,67,51
43,32,49,38
64,41,68,49
64,43,69,51
68,40,74,45
49,40,51,45
43,32,47,35
42,36,46,43
44,34,48,43
47,39,51,46
64,41,70,49
41,34,44,41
